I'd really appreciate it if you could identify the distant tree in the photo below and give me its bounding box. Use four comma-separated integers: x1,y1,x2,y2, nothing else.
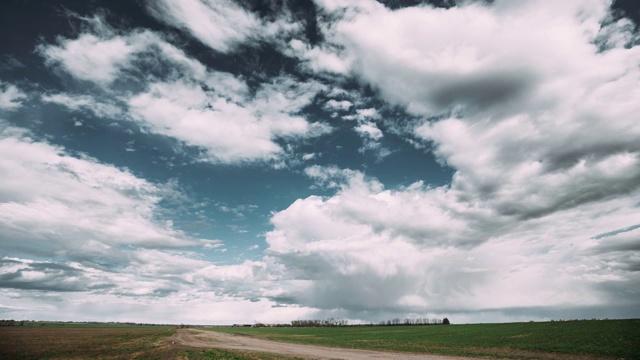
442,317,450,325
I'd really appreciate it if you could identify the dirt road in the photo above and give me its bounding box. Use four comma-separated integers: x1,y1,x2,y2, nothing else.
170,329,477,360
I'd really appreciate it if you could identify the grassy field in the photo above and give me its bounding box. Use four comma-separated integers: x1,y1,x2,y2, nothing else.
210,319,640,359
1,320,638,359
0,324,301,360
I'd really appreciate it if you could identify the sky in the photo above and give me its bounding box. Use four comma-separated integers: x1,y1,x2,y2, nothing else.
0,0,639,325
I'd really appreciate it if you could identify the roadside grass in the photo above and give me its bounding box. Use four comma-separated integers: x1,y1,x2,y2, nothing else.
209,319,640,359
0,325,301,360
181,348,303,360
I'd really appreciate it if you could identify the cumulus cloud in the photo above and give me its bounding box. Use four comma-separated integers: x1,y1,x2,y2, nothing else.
38,17,331,165
354,122,382,140
353,121,391,160
308,0,640,235
128,76,330,164
323,99,353,112
39,33,140,84
0,125,279,318
342,108,379,121
416,118,640,220
253,0,640,319
310,0,637,126
38,16,206,85
343,108,390,159
0,125,211,267
288,39,353,74
261,166,640,319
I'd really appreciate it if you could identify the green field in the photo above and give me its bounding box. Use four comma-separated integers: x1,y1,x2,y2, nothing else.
209,319,640,359
1,320,638,359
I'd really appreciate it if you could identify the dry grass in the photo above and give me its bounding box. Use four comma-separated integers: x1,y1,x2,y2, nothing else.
0,326,303,359
0,326,178,359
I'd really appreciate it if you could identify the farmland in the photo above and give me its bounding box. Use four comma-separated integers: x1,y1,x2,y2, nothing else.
0,323,301,360
209,319,640,359
0,319,638,359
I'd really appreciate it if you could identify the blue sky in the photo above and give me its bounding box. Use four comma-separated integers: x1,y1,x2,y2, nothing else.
1,0,639,325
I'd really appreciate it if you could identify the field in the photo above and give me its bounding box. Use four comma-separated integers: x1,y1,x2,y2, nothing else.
0,323,301,360
210,319,640,359
1,320,638,359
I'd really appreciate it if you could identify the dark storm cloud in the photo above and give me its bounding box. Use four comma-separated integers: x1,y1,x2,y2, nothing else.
542,141,640,173
0,261,88,292
298,275,417,312
593,224,640,240
494,167,640,220
469,304,640,320
590,240,640,253
429,70,536,113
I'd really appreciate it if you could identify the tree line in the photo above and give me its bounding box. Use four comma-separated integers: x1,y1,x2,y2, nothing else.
378,317,450,326
290,318,349,327
287,317,450,327
0,319,175,327
0,319,26,326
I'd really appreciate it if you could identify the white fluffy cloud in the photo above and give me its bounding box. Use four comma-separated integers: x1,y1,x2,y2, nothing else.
128,76,329,163
39,18,331,165
354,122,382,140
254,0,640,320
307,0,640,241
324,99,353,112
39,33,140,84
0,125,212,264
39,26,206,85
262,166,640,319
0,125,299,321
288,39,353,74
313,0,639,115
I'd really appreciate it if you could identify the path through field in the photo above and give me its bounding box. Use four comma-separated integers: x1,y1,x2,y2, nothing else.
171,329,476,360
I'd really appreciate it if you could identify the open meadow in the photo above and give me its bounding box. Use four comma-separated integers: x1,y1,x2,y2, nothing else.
0,319,638,359
210,319,640,359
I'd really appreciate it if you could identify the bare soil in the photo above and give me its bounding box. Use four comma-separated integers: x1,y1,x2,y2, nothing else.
170,329,479,360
